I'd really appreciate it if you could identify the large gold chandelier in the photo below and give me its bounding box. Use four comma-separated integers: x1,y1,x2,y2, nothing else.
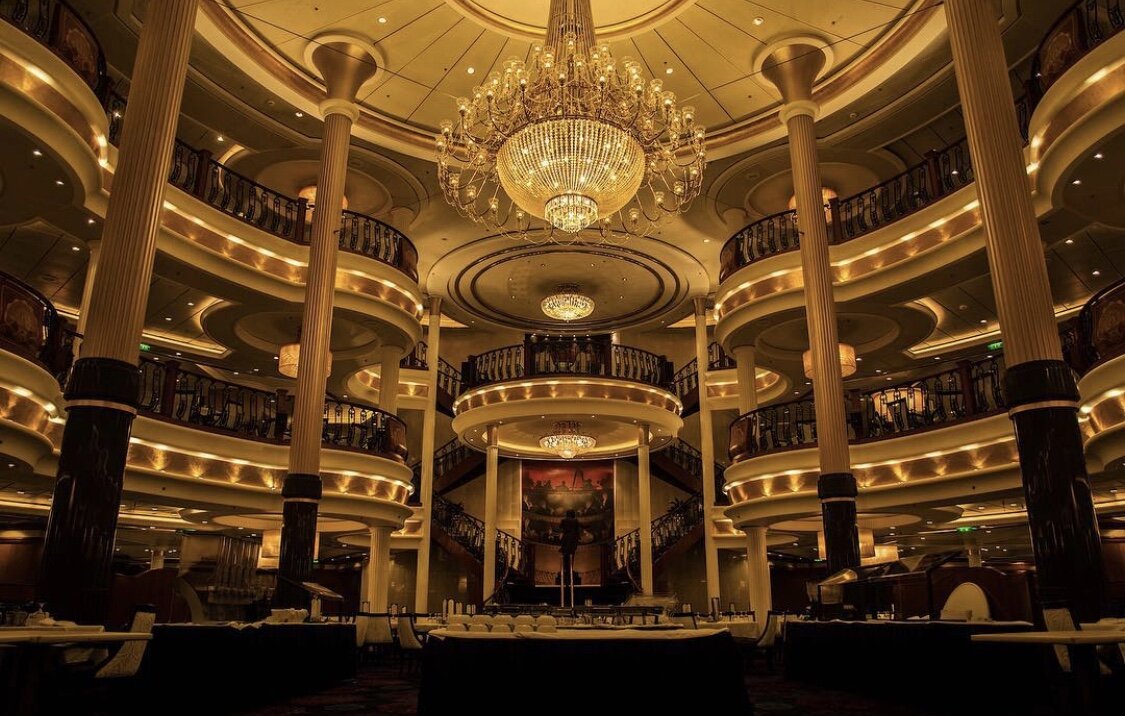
539,421,596,459
435,0,706,244
541,284,595,321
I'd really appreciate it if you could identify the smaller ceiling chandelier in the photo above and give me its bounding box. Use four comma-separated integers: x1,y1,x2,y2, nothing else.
541,284,595,322
278,340,333,379
539,421,597,459
801,343,857,380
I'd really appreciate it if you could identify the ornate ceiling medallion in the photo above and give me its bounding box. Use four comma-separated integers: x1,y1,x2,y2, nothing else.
435,0,706,244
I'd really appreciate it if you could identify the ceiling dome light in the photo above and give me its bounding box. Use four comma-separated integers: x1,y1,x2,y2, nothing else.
278,341,332,379
802,343,857,379
435,0,705,244
539,421,596,459
540,284,595,321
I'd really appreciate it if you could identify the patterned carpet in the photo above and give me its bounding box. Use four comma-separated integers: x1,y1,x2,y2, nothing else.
230,660,952,716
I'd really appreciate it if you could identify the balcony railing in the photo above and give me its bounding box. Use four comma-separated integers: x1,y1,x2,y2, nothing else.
398,341,464,397
136,358,408,464
461,338,674,392
0,271,74,381
718,1,1124,283
1,0,108,97
728,354,1006,463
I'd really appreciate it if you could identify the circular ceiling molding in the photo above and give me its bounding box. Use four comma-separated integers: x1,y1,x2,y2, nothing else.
757,312,901,364
231,310,385,360
429,235,707,332
446,0,698,41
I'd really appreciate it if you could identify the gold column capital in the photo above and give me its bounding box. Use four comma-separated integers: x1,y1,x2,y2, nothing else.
318,98,360,123
759,41,828,104
779,99,821,124
309,35,380,104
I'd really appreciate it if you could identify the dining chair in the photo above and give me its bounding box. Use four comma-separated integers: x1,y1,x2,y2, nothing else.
490,614,514,633
513,615,535,633
365,614,395,662
468,614,492,632
396,615,424,675
534,615,557,633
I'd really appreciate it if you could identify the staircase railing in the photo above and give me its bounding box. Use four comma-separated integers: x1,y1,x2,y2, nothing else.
611,493,705,590
433,495,485,561
662,439,728,506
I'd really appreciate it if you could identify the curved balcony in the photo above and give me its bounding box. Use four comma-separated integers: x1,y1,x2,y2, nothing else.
0,272,74,383
0,0,108,98
158,129,418,282
460,338,674,392
136,357,409,465
452,337,683,460
717,0,1123,301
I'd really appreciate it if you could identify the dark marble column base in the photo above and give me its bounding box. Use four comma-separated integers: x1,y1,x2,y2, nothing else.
1004,360,1104,622
818,472,861,575
275,473,322,609
38,357,140,624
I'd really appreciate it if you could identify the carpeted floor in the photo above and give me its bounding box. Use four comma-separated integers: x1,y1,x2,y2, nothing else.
232,661,951,716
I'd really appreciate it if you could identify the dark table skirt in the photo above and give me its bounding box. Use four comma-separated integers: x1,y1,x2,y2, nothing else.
140,622,355,709
418,630,751,715
784,620,1052,711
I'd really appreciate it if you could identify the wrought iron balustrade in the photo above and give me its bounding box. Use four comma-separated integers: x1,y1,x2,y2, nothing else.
0,0,108,96
0,270,73,381
462,338,673,392
652,494,704,562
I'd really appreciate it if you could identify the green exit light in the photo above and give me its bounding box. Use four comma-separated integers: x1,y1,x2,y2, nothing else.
139,343,152,352
986,341,1003,351
957,526,977,533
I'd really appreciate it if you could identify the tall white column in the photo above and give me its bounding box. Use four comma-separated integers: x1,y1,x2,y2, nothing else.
368,525,393,612
761,44,860,574
73,239,101,358
637,424,654,595
692,298,720,604
745,526,772,620
378,345,403,414
276,39,379,608
482,425,499,600
733,345,759,414
414,297,442,613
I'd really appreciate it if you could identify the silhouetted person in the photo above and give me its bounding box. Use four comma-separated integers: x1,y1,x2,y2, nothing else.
559,509,581,593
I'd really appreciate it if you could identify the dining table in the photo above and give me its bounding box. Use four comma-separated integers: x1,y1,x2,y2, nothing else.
695,618,761,640
0,630,151,715
971,630,1125,714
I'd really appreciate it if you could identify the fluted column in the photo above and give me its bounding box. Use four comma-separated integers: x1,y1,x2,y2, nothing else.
370,526,393,613
733,345,758,414
414,297,442,613
693,298,720,603
762,45,859,575
73,239,101,358
482,425,500,601
746,526,772,620
946,0,1104,621
37,0,197,624
277,40,378,608
637,424,654,595
378,346,402,414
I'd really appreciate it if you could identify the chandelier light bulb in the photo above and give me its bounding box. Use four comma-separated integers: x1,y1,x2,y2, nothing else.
435,0,706,244
541,284,595,322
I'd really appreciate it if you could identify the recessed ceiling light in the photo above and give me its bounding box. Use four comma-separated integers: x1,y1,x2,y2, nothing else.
1065,238,1074,244
703,238,710,243
934,356,942,360
87,218,95,225
164,316,172,321
187,301,195,307
886,377,892,381
55,180,64,186
1094,152,1104,160
665,67,673,75
295,111,304,118
1071,178,1081,185
753,16,764,25
175,352,181,356
71,246,80,252
217,135,225,143
32,149,42,157
1093,270,1101,276
467,67,475,75
378,16,387,23
979,319,987,324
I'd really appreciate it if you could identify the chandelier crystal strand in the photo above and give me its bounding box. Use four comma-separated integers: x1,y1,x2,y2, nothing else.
435,0,706,244
541,284,595,321
539,421,597,459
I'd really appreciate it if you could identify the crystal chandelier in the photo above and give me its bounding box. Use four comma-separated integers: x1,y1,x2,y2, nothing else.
541,284,595,321
539,421,597,459
435,0,706,244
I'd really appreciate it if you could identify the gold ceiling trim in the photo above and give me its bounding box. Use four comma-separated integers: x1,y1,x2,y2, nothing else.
200,0,940,158
446,0,699,42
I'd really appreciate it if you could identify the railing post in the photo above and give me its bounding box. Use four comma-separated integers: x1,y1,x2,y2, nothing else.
160,360,180,417
273,388,290,439
956,359,977,415
192,149,213,200
924,149,945,198
523,339,535,377
295,197,309,242
827,197,844,243
462,358,475,389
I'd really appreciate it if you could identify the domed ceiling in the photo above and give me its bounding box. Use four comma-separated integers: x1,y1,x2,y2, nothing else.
197,0,947,158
